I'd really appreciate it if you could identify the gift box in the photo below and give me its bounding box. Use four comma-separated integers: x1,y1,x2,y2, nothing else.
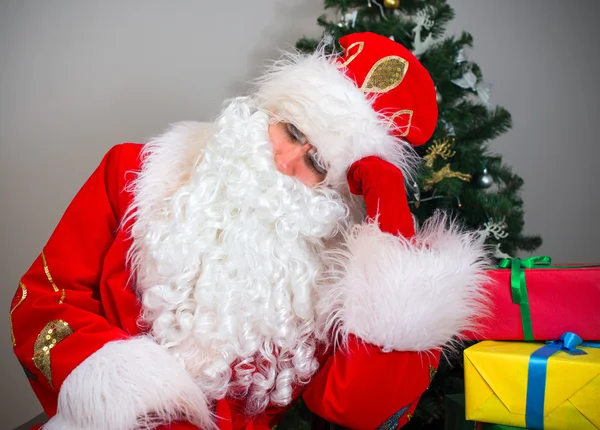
464,334,600,429
446,394,525,430
464,256,600,341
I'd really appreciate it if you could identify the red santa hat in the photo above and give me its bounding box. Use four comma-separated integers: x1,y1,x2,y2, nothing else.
336,32,438,145
255,31,437,184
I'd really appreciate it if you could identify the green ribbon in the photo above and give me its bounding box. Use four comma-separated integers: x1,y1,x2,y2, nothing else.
497,256,552,341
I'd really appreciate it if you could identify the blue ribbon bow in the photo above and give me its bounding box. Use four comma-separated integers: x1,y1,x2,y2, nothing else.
526,332,600,429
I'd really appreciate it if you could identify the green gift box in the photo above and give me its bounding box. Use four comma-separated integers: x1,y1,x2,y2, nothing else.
445,394,528,430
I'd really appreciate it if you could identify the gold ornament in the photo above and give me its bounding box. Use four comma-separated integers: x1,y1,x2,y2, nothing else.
424,164,471,190
383,0,400,9
423,138,455,168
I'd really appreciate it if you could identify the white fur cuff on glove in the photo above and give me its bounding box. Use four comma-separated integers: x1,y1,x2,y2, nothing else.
43,337,215,430
318,213,491,352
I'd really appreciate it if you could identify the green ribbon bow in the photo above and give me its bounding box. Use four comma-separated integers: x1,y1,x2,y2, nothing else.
497,256,553,340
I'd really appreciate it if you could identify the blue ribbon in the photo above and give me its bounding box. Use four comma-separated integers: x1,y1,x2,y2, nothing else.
525,332,600,429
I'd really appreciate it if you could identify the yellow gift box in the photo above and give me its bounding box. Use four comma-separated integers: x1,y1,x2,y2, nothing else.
464,340,600,429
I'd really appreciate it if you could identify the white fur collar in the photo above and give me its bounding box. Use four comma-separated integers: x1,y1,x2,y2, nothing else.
125,121,215,227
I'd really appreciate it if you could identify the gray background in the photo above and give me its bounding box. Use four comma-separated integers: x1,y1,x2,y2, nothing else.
1,0,598,426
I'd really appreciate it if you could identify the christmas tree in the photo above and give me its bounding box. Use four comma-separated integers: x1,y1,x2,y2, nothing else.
278,0,542,428
296,0,541,259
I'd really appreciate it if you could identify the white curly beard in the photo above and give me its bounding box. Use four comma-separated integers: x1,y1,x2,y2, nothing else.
130,98,349,415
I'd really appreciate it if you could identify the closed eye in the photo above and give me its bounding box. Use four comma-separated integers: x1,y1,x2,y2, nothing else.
285,123,307,144
306,148,327,175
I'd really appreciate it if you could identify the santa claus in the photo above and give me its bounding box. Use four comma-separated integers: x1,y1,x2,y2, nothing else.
10,32,489,430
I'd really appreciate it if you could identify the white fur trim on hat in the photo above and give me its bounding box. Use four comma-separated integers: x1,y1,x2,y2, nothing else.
253,49,419,189
316,212,491,352
43,337,215,430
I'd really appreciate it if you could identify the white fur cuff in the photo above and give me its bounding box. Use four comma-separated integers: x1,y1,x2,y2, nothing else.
319,213,491,352
44,337,215,430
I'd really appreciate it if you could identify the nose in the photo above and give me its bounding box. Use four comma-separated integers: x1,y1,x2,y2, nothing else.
275,144,312,175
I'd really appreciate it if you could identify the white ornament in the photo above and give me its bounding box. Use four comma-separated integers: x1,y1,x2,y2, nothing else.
341,9,358,27
411,181,421,202
455,48,468,64
322,32,335,46
475,217,509,244
493,243,512,260
451,70,477,89
474,218,512,259
412,10,437,56
452,70,493,109
439,119,456,136
476,82,492,108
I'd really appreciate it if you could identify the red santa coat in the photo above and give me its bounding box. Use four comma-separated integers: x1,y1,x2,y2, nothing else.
11,142,443,430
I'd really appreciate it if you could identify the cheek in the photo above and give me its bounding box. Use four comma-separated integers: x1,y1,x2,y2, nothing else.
268,125,283,164
268,124,294,173
295,171,319,188
268,124,284,153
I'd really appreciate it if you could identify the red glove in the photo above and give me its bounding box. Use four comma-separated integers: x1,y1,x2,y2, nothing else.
347,156,415,238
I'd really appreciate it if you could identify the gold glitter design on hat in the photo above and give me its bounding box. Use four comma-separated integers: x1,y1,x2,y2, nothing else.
361,55,409,93
10,282,28,346
33,320,73,388
337,41,364,68
387,109,413,136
